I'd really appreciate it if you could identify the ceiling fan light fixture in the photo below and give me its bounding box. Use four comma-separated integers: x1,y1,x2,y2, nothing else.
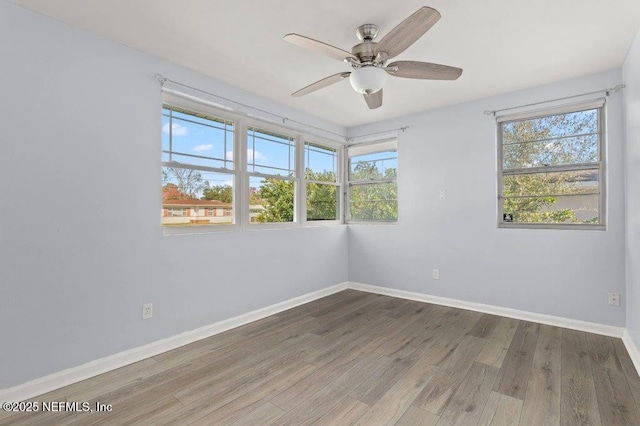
349,66,387,95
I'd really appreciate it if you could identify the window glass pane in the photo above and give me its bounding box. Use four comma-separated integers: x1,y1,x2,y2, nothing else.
499,106,602,227
503,134,598,170
305,142,338,182
307,183,339,221
349,150,397,181
249,176,294,223
502,194,599,224
247,127,295,176
350,182,397,221
503,170,599,197
162,166,234,228
162,106,234,170
502,109,598,143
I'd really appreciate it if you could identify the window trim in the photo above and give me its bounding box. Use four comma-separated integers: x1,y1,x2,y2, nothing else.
496,100,606,230
161,92,345,234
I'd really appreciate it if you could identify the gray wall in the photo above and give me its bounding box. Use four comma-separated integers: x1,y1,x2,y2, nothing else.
0,2,348,389
348,69,627,327
623,31,640,352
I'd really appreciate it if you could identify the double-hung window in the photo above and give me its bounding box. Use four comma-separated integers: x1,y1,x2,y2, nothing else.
347,140,398,222
304,142,341,222
162,103,237,234
247,126,297,224
498,101,605,229
161,91,345,232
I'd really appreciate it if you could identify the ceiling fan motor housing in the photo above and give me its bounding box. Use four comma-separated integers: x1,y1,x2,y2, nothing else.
356,24,379,41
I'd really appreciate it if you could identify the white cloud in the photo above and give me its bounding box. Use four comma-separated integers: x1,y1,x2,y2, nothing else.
162,122,187,136
249,149,267,162
193,144,213,152
226,149,267,162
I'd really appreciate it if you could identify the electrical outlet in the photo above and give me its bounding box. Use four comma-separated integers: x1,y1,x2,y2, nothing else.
142,303,153,319
608,293,620,306
439,189,445,200
432,269,440,280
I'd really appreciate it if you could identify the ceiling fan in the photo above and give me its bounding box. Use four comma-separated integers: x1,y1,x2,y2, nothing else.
284,6,462,110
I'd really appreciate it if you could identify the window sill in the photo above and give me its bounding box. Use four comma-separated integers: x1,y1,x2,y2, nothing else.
498,222,605,231
346,221,398,226
163,221,348,236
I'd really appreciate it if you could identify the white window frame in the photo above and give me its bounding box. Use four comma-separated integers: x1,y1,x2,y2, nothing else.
161,92,345,235
162,95,241,235
346,139,398,224
244,121,299,229
497,100,606,230
302,140,344,225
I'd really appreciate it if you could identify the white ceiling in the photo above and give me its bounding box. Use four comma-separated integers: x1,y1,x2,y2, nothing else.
12,0,640,127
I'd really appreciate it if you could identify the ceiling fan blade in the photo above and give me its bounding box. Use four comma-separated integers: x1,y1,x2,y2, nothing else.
375,7,441,59
363,90,383,109
387,61,463,80
292,72,351,97
284,33,358,62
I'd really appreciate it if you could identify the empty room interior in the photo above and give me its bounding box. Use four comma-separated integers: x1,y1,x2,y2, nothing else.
2,0,640,424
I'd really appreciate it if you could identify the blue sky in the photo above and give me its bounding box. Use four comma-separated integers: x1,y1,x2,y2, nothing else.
162,108,338,189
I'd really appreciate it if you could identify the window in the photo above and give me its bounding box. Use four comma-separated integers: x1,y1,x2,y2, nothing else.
304,142,340,221
162,105,236,232
247,127,296,224
167,208,187,217
161,92,343,233
347,140,398,222
498,101,604,229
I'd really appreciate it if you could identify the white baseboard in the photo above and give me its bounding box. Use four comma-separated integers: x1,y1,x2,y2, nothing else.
347,282,624,338
2,280,634,403
0,282,349,404
623,329,640,376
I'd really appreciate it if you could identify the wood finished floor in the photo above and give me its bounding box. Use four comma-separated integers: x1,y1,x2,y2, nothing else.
2,290,640,425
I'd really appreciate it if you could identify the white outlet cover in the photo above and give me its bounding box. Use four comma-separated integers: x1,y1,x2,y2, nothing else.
439,189,445,200
432,269,440,280
142,303,153,319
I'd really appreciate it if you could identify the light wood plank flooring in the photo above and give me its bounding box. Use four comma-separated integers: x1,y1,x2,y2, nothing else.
2,290,639,425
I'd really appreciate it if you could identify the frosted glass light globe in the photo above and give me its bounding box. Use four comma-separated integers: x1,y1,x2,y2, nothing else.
349,66,387,95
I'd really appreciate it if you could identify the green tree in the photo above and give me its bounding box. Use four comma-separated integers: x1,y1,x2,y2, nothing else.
502,109,598,223
349,162,398,221
306,169,338,221
256,179,294,223
202,185,232,203
255,169,342,222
